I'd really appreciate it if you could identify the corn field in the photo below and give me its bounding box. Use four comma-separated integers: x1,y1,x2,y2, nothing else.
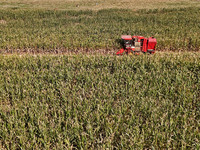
0,7,199,52
0,0,200,149
0,53,199,149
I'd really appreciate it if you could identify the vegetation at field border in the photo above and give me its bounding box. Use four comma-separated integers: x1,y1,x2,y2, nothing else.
0,0,200,10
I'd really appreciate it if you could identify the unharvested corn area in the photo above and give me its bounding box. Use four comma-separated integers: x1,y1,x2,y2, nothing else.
0,7,199,52
0,53,199,149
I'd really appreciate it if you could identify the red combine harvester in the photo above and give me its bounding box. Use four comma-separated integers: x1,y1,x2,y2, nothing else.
116,35,157,55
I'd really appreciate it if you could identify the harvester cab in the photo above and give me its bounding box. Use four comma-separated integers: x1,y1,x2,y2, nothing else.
116,35,157,55
122,35,132,49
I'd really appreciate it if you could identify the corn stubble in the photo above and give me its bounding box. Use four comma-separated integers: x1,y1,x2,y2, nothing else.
0,53,199,149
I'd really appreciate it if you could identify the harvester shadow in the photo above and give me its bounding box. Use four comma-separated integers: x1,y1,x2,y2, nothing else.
115,39,124,48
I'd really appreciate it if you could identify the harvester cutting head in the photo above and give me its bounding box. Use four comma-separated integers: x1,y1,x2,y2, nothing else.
116,35,157,55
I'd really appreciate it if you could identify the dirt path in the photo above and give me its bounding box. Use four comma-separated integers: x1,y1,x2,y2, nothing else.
0,48,199,56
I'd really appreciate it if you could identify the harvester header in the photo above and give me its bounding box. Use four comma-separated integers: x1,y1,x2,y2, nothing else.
116,35,157,55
